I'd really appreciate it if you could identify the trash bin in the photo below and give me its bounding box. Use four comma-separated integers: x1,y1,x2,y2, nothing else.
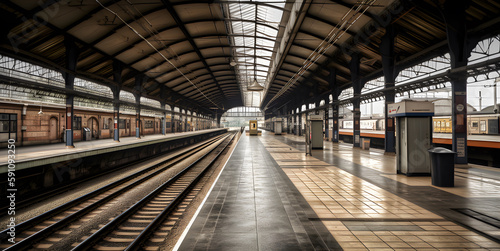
361,138,370,150
428,147,455,187
83,128,91,141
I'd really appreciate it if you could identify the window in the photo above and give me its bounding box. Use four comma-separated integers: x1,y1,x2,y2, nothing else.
472,122,478,128
103,118,110,129
480,121,486,132
73,116,82,130
145,120,154,129
119,119,126,129
0,113,17,142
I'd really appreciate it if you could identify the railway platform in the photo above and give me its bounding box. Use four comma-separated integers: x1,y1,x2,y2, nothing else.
177,131,500,250
0,128,226,172
0,129,227,199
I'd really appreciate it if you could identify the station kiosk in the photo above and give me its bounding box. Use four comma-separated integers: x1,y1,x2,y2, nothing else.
249,120,258,136
274,118,282,135
307,115,323,149
388,100,434,176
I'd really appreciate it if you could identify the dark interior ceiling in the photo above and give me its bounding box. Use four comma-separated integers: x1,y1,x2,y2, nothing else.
261,0,500,112
1,0,499,116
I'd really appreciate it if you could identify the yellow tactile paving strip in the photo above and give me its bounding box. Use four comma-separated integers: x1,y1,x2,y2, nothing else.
259,136,500,250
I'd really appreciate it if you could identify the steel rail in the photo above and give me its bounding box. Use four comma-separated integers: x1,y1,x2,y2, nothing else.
0,134,226,250
126,132,237,250
71,133,234,250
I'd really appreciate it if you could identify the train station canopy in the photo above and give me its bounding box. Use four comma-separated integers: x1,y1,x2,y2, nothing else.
1,0,499,115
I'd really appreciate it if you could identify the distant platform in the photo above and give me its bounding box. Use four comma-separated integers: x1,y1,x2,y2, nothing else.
0,129,227,173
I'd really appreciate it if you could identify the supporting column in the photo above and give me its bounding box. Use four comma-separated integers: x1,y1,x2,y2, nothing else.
324,106,329,141
194,110,198,131
350,54,362,148
159,85,167,135
442,0,475,164
298,112,302,136
161,103,166,135
304,103,309,137
329,69,339,143
293,112,297,135
216,111,221,128
65,95,74,148
171,107,175,133
112,89,120,142
332,103,339,143
178,112,182,132
381,25,398,154
135,100,141,139
63,37,79,148
112,61,122,142
134,76,143,139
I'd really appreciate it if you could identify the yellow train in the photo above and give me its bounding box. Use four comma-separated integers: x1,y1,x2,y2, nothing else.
433,117,452,133
433,115,499,134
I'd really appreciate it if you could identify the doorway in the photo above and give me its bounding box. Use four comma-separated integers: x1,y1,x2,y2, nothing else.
108,118,113,138
87,117,99,139
49,117,58,142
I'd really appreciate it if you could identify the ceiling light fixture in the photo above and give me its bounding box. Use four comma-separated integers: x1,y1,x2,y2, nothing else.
247,79,264,91
230,60,237,67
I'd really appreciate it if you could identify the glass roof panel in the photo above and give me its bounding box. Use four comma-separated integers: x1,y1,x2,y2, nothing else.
226,0,285,107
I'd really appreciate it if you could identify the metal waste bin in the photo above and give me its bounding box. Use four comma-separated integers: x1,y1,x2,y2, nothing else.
83,128,91,141
361,138,370,150
428,147,455,187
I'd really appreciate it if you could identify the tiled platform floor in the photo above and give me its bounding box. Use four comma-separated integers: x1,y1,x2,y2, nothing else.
265,131,500,250
177,131,500,250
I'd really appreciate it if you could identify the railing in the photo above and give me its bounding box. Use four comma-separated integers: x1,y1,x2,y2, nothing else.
0,67,64,88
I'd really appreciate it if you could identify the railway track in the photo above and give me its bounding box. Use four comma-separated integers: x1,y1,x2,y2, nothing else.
0,132,237,250
0,132,222,215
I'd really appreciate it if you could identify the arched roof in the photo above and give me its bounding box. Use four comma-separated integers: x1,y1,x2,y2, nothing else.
1,0,499,116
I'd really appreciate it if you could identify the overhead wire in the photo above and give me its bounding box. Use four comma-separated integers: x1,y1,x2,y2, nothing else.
95,0,222,109
264,0,377,110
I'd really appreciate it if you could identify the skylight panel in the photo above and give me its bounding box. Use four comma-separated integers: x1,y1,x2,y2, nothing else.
226,0,285,107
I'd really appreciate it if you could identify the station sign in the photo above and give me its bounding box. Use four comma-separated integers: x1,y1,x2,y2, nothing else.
309,114,323,120
388,100,434,117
